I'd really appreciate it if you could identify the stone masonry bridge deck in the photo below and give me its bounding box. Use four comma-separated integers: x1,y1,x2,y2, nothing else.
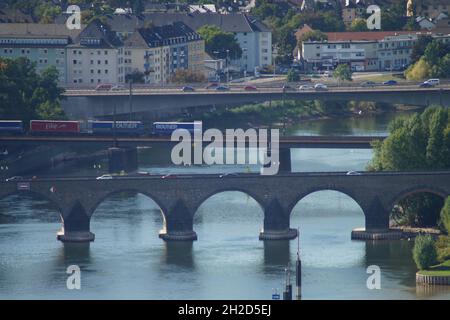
0,171,449,242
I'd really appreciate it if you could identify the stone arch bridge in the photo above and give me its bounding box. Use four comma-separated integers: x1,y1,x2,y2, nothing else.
0,171,449,242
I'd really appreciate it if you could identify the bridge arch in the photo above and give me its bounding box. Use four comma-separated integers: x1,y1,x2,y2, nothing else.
287,186,366,217
88,189,168,219
193,188,266,218
387,186,448,212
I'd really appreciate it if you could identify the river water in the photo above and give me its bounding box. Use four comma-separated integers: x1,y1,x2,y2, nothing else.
1,112,450,300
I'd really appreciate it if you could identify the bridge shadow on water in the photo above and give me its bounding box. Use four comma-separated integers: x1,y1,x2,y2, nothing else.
162,242,195,270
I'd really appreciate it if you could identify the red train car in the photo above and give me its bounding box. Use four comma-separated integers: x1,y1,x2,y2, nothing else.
30,120,80,134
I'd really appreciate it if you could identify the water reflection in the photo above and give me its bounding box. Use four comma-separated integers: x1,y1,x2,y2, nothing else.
59,243,92,264
162,242,195,270
263,240,291,269
416,284,450,299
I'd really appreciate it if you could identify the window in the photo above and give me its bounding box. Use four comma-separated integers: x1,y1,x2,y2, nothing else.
104,50,108,55
73,60,77,64
105,69,108,74
90,60,93,65
90,69,94,74
97,60,101,65
105,60,108,65
98,70,101,74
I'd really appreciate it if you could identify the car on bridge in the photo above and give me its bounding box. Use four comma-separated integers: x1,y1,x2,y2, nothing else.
314,83,328,91
346,171,362,175
111,84,125,91
216,85,230,91
244,85,257,91
361,81,376,87
96,174,113,180
182,86,195,92
419,82,434,88
298,84,314,91
95,83,113,91
205,83,219,89
382,80,398,86
5,176,23,182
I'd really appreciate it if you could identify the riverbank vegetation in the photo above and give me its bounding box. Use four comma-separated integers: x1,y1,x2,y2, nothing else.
182,99,399,130
0,57,66,122
415,197,450,276
369,107,450,228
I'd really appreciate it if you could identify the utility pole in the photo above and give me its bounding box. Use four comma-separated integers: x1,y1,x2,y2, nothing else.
283,262,292,300
113,101,117,148
296,227,302,300
128,79,133,121
226,49,230,85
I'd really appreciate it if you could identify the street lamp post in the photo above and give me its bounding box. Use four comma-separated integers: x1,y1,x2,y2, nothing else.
226,49,230,85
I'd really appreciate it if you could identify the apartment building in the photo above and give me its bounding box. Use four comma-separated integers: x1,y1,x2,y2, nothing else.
0,23,81,84
119,22,204,84
100,13,272,73
66,20,121,87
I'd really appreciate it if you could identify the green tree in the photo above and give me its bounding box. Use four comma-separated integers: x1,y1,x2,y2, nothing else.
0,57,65,123
286,69,300,82
349,18,367,32
411,35,433,63
197,25,242,60
413,235,438,270
441,197,450,234
334,64,352,83
369,107,450,227
405,58,431,81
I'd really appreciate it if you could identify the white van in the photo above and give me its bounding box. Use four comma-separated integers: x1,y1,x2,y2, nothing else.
425,79,440,86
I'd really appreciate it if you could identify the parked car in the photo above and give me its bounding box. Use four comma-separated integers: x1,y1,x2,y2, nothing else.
215,85,230,91
244,85,257,91
298,85,314,91
382,80,397,86
219,173,239,178
361,81,376,87
282,84,293,91
182,86,195,92
314,83,328,91
95,83,113,91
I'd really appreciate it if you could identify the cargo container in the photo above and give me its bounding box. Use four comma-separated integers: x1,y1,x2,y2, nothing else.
30,120,80,134
88,121,145,135
0,120,23,134
152,121,202,136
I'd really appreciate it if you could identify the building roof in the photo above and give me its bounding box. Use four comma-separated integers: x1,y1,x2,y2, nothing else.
325,31,417,41
124,21,201,48
0,8,34,23
69,19,122,48
99,12,270,34
0,23,82,39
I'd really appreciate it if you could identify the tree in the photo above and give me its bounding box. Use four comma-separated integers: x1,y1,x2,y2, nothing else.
413,235,438,270
286,69,300,82
125,70,145,83
405,58,430,81
171,69,206,84
441,197,450,234
369,107,450,227
349,18,367,32
197,25,242,60
0,57,65,123
334,64,352,83
411,36,433,64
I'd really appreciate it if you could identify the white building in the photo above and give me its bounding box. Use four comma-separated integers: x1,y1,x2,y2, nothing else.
66,20,120,86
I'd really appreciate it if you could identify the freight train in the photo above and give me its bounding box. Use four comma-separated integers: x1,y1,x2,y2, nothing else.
0,120,202,136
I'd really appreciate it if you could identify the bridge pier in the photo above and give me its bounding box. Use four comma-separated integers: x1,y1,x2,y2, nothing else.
259,198,298,240
108,147,138,173
159,200,197,241
57,201,95,243
351,196,402,240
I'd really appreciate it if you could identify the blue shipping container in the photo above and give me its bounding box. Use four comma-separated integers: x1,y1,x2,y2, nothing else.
152,121,202,135
0,120,23,133
89,121,145,135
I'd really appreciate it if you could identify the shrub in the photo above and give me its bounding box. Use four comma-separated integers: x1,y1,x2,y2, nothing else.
440,197,450,234
413,234,438,270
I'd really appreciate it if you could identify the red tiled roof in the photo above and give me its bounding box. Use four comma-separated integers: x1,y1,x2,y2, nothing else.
325,31,416,41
